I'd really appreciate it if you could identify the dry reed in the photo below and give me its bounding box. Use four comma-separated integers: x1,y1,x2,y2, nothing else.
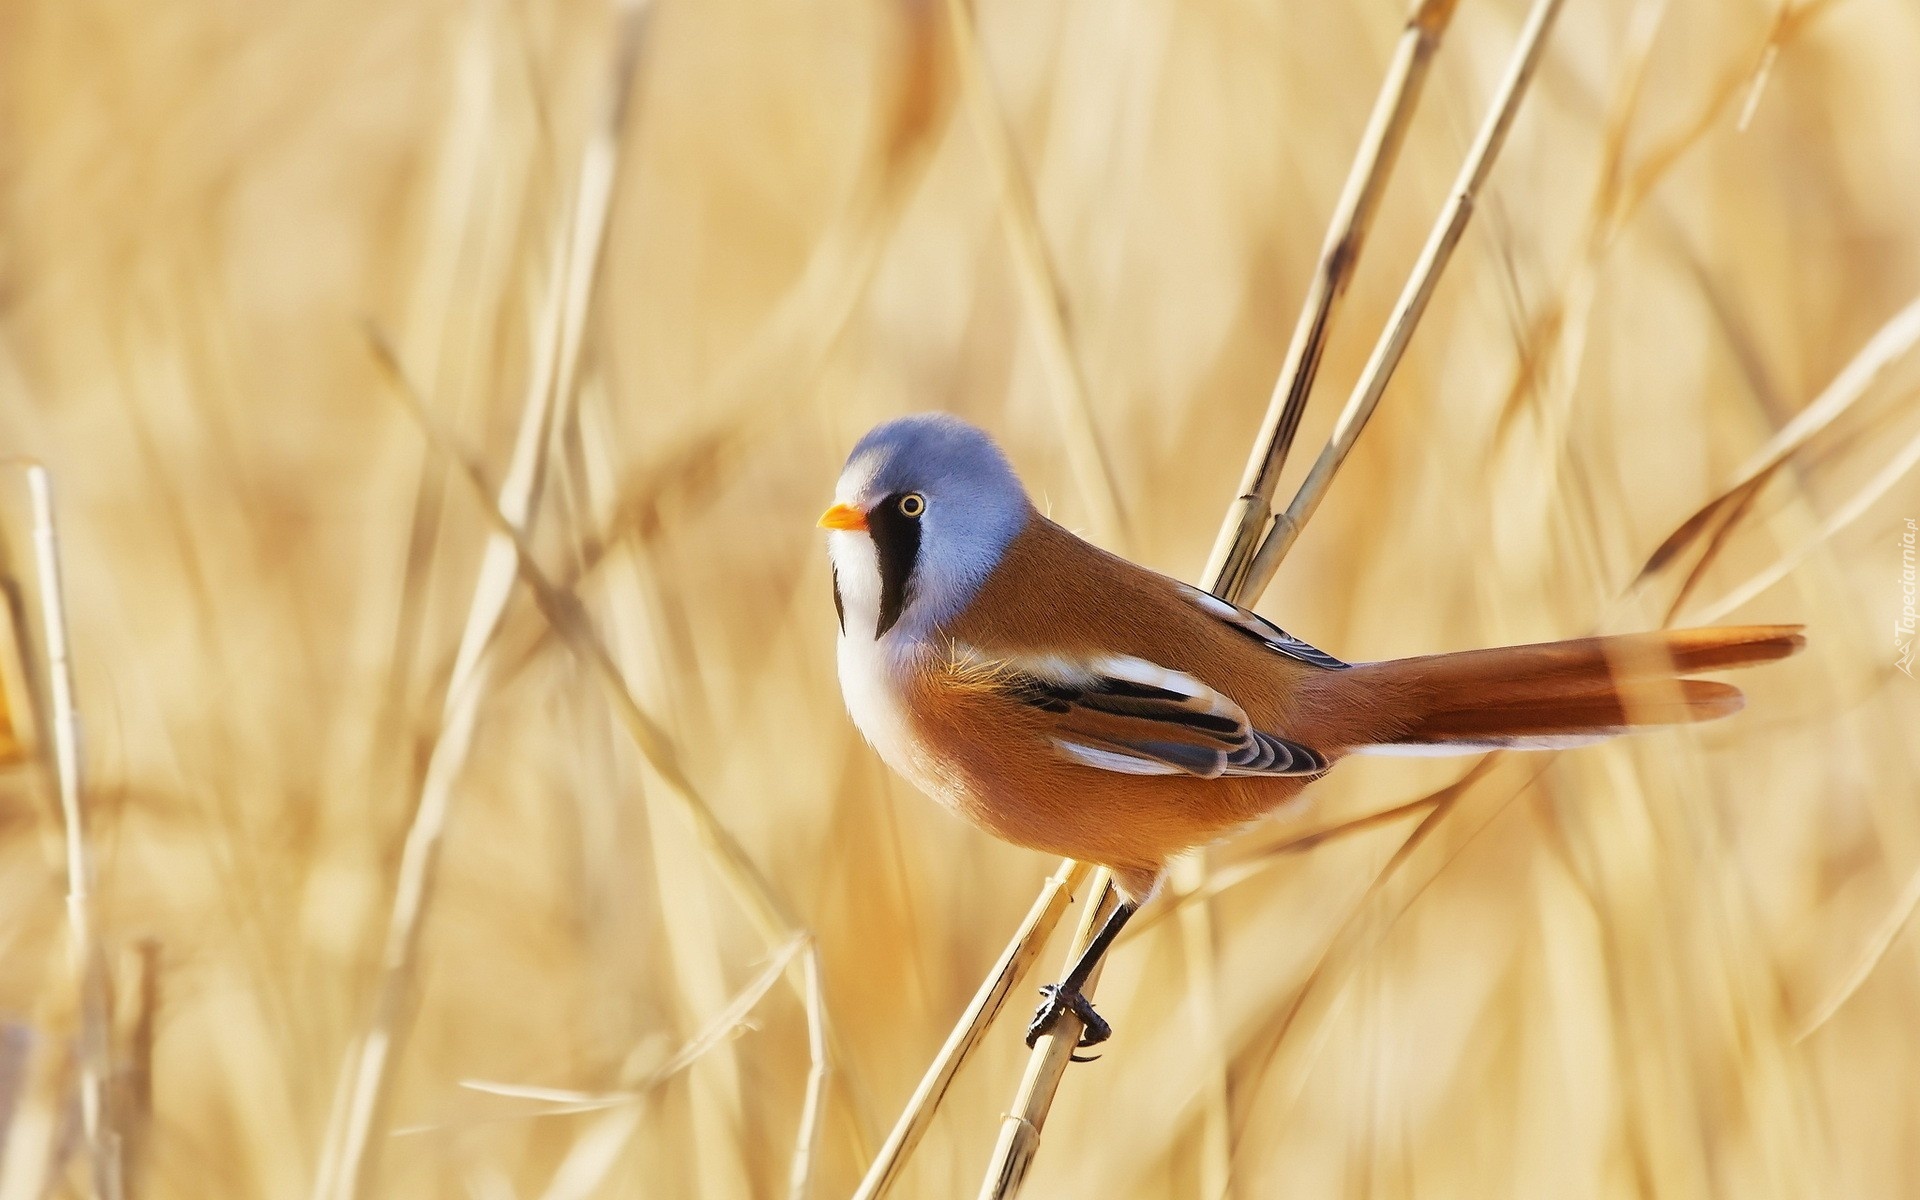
21,465,120,1200
0,0,1917,1196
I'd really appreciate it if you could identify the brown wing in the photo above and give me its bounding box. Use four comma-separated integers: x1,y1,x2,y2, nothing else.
943,511,1362,751
950,649,1327,779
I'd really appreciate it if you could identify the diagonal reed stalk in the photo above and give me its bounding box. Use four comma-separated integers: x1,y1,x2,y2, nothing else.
18,465,122,1200
373,335,855,1199
312,9,648,1196
1088,267,1918,1185
849,0,1499,1194
943,0,1238,1187
976,872,1119,1200
852,860,1094,1200
450,936,807,1199
1187,9,1462,1185
1244,0,1571,597
1203,0,1462,597
971,0,1567,1191
1634,292,1920,591
1797,841,1920,1043
944,0,1236,1190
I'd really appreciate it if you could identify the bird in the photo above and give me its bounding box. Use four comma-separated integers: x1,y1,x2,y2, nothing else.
819,412,1804,1054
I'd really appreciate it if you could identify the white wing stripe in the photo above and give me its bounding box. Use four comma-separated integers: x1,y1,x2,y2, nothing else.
1051,739,1186,775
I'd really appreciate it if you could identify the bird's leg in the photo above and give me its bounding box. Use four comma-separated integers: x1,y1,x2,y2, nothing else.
1025,898,1137,1059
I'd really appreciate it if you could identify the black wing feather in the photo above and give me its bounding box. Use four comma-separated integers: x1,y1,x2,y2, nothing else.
1177,584,1350,670
992,658,1328,779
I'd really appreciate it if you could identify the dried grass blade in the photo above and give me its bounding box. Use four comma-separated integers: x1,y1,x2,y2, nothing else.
853,859,1093,1200
788,945,832,1200
312,12,649,1194
1736,2,1798,131
932,0,1509,1190
117,939,161,1200
1689,404,1920,624
1134,778,1485,940
22,466,122,1200
1181,6,1460,1190
0,1025,65,1200
1632,292,1920,587
1222,757,1556,1161
1204,0,1461,597
537,1107,647,1200
1246,0,1571,594
377,338,870,1169
1169,851,1232,1199
1796,861,1920,1042
464,932,805,1112
977,872,1119,1200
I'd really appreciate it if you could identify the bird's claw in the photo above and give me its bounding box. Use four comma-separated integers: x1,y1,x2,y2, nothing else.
1025,982,1112,1054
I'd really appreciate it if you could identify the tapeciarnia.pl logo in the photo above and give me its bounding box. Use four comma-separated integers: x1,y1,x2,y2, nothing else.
1899,517,1917,678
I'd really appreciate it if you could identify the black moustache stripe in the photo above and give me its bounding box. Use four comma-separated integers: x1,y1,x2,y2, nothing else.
831,563,845,635
869,495,921,638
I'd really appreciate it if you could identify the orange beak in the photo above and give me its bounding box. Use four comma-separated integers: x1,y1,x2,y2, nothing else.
817,503,869,532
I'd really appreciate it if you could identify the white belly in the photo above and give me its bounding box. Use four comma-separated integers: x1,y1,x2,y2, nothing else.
836,633,955,809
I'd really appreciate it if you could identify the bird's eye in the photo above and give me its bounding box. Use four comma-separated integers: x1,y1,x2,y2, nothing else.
898,493,926,518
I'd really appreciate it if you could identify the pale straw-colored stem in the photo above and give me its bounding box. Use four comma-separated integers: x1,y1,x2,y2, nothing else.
1182,9,1451,1190
1182,15,1467,1164
971,2,1502,1193
851,859,1094,1200
869,1,1488,1193
312,10,647,1195
119,939,161,1200
25,466,122,1200
377,341,863,1191
1168,850,1232,1198
941,0,1256,1185
495,935,807,1200
1246,0,1571,596
1797,857,1920,1043
1203,0,1461,598
1691,411,1920,625
977,872,1119,1200
788,944,831,1200
941,2,1196,1191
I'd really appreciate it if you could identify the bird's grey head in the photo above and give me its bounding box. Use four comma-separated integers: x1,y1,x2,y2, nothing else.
820,413,1031,642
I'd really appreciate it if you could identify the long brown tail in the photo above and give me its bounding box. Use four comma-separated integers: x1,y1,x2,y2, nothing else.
1352,625,1804,750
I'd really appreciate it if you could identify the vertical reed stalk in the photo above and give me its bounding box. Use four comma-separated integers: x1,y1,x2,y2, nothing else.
379,347,866,1189
942,0,1242,1185
861,0,1498,1191
25,466,121,1200
118,939,161,1200
312,9,647,1194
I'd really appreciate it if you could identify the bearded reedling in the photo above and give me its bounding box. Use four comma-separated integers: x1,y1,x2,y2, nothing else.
821,414,1803,1050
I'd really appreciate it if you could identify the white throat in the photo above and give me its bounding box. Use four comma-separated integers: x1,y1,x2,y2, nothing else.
826,495,1028,647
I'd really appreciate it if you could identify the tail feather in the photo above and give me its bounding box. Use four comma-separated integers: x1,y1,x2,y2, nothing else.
1356,625,1802,750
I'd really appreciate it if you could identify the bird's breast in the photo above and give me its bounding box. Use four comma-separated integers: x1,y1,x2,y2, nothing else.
836,634,958,809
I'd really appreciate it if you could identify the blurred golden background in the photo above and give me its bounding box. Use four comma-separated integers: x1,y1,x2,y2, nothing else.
1,0,1918,1196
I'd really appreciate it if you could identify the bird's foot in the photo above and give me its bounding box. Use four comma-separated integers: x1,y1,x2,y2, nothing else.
1026,983,1112,1061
